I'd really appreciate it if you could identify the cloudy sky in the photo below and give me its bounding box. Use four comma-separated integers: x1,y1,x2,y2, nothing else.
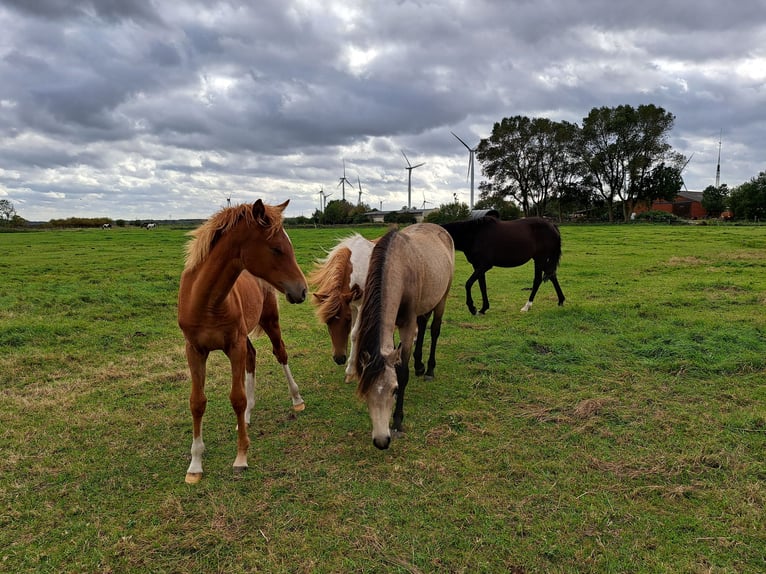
1,0,764,221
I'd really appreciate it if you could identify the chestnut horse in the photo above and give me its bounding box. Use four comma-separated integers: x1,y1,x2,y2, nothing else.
353,223,454,450
441,216,565,314
177,200,307,484
308,233,376,379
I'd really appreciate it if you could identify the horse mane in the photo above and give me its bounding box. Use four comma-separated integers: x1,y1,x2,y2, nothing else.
355,228,397,397
308,244,353,323
183,203,284,270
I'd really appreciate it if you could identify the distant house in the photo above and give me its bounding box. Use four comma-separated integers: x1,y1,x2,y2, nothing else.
642,190,708,219
363,208,437,223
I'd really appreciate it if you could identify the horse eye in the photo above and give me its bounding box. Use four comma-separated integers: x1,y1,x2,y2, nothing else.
270,247,283,256
392,387,399,398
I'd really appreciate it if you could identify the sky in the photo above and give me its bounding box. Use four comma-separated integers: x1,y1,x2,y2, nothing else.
1,0,765,221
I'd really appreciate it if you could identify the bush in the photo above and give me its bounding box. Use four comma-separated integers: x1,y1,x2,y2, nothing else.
634,210,682,223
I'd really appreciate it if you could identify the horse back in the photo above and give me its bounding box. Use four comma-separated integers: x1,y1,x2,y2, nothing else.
399,223,455,313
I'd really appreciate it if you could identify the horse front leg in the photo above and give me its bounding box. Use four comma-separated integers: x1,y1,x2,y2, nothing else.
392,323,415,435
184,343,208,484
228,343,251,473
413,313,430,376
521,264,544,312
477,272,490,315
464,269,482,315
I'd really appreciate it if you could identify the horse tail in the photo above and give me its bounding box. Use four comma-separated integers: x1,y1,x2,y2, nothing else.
355,229,396,397
542,223,562,282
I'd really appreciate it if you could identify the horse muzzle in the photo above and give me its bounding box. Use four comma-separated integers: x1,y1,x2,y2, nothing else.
333,354,347,365
284,284,307,304
373,435,391,450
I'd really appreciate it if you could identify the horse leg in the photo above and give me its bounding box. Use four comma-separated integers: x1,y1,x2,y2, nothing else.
345,302,361,382
477,272,490,315
244,338,257,426
464,269,482,315
260,304,305,411
392,322,415,435
550,275,566,306
521,262,544,312
424,299,447,380
184,343,208,484
413,313,430,376
228,342,251,473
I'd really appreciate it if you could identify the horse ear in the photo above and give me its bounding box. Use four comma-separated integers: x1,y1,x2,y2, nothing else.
312,292,328,304
252,199,265,219
349,284,363,301
275,200,290,212
384,346,402,367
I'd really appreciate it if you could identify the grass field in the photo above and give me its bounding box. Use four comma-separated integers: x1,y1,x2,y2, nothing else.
1,221,764,573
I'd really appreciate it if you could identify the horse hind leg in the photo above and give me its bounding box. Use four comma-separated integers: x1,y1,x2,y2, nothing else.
243,338,257,426
521,264,544,312
550,274,566,306
260,296,305,411
413,314,429,376
424,299,447,379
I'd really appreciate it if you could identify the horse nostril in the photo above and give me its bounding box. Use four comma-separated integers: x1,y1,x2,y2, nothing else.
334,355,346,365
373,436,391,450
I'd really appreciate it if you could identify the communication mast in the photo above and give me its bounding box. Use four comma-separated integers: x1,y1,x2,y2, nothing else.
715,129,722,188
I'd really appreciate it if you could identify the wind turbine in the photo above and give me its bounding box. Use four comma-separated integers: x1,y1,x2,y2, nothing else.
451,131,478,209
680,153,694,191
317,187,325,212
421,191,432,210
356,176,364,205
401,150,425,210
338,159,352,201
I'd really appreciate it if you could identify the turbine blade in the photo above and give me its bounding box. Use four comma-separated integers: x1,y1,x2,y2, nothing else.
412,162,425,169
401,149,411,166
451,131,471,150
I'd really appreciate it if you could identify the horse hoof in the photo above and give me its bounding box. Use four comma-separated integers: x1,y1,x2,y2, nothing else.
293,402,306,412
185,472,202,484
424,374,434,381
233,465,248,475
415,368,425,377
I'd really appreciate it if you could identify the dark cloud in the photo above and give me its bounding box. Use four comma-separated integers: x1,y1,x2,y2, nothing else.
0,0,764,220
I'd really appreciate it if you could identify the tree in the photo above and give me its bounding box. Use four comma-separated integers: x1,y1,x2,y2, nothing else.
477,116,584,218
322,199,355,225
424,201,470,224
0,199,16,221
729,172,766,220
578,104,677,222
701,184,729,218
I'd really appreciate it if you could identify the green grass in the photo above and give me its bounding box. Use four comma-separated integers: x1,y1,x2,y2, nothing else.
1,223,765,573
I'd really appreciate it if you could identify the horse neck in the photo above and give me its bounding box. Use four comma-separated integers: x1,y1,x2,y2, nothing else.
348,237,374,291
185,234,245,309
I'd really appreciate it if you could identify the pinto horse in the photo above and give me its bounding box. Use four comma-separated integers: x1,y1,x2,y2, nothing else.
353,223,454,450
441,216,565,315
177,200,307,484
308,233,376,379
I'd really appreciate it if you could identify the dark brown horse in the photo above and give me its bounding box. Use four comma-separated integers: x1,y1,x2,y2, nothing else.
441,216,564,314
177,200,307,484
353,223,454,450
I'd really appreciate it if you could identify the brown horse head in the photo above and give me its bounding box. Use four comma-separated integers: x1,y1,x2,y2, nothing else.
309,245,360,364
185,199,307,304
243,199,307,303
